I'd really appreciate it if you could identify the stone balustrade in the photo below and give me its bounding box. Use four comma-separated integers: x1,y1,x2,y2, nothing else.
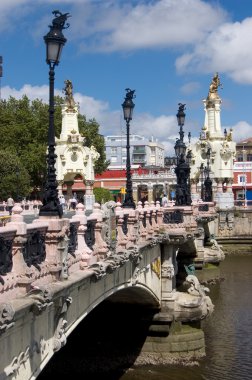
0,200,42,215
0,200,218,304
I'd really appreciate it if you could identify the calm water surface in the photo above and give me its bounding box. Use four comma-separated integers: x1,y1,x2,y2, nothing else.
39,253,252,380
120,253,252,380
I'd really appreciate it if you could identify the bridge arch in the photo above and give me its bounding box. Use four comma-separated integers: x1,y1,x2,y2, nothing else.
38,285,160,379
66,277,161,339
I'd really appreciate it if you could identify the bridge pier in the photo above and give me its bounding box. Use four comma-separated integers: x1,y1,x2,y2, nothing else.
133,242,206,364
137,318,205,365
161,244,177,301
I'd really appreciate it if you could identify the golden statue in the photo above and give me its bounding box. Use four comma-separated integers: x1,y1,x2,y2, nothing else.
207,72,222,100
63,79,75,110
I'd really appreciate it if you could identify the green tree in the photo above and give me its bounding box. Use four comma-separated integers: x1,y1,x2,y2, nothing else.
0,95,109,198
0,150,30,201
93,187,113,204
78,116,110,174
0,96,48,193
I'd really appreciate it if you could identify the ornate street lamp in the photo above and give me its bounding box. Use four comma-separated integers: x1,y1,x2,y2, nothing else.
204,148,212,202
16,166,20,202
200,162,204,200
122,88,136,209
174,103,191,206
200,148,212,202
39,10,70,218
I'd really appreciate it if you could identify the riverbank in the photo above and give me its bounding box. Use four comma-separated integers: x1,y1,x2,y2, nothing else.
216,237,252,254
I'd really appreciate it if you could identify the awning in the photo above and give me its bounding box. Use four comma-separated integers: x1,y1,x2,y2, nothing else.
110,190,120,194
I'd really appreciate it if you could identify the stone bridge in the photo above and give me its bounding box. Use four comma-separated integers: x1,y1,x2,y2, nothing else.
0,200,224,379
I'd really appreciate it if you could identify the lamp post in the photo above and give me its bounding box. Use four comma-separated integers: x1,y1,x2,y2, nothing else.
174,103,191,206
122,88,136,209
200,163,204,200
204,147,212,202
16,166,20,202
39,10,70,218
200,148,212,202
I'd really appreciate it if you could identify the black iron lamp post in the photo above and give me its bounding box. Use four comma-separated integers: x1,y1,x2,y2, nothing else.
39,10,70,218
16,166,20,202
186,148,192,192
200,162,204,200
204,147,212,202
174,103,191,206
122,88,136,209
200,148,212,202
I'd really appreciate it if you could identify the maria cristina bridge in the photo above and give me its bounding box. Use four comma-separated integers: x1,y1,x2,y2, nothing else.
0,199,224,379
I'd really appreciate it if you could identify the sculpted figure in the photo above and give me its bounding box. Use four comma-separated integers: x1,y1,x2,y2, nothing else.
63,79,75,110
208,72,222,100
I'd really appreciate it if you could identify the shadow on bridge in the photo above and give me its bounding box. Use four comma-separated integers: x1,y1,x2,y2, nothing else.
37,300,157,379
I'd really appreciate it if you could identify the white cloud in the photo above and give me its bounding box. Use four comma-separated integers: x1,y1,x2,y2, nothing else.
227,121,252,143
2,84,49,101
176,17,252,84
132,113,180,155
3,0,251,88
74,0,227,52
1,83,117,132
180,82,201,95
0,1,33,33
1,83,180,155
0,1,228,51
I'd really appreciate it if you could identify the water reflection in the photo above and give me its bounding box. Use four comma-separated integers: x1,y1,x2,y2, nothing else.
120,254,252,380
38,254,252,380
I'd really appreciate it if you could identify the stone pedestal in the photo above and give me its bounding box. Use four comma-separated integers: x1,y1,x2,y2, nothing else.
85,180,95,211
137,317,205,364
214,191,234,209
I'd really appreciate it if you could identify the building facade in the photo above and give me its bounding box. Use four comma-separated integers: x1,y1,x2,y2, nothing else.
232,138,252,206
105,135,164,169
94,166,176,204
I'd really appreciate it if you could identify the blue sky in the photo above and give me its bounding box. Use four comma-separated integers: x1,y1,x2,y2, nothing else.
1,0,252,154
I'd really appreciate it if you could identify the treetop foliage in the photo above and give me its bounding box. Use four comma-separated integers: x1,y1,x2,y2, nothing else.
0,95,109,200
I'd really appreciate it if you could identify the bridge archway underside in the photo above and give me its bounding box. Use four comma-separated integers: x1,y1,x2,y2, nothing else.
2,244,162,379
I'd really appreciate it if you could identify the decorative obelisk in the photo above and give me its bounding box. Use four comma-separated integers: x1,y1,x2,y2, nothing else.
189,73,236,209
55,80,99,211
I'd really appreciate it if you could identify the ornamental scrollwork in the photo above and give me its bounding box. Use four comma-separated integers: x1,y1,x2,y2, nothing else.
0,303,15,334
28,287,53,315
161,263,175,279
53,296,72,352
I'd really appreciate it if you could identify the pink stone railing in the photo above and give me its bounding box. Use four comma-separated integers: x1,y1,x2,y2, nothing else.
0,200,42,215
0,200,216,303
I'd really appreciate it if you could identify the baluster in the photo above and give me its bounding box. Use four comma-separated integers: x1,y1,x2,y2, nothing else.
90,203,109,260
71,203,93,269
115,206,128,254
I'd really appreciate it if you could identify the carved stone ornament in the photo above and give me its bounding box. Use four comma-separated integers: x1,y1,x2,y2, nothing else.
4,346,30,377
220,142,232,161
28,287,53,315
88,262,108,281
128,246,140,264
161,263,175,279
4,339,45,377
23,231,46,271
0,303,15,334
132,267,140,285
53,296,72,352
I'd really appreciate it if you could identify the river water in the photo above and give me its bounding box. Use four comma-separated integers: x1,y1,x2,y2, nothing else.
38,253,252,380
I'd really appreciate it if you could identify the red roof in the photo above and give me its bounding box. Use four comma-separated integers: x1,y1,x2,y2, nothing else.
95,167,149,179
237,137,252,145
